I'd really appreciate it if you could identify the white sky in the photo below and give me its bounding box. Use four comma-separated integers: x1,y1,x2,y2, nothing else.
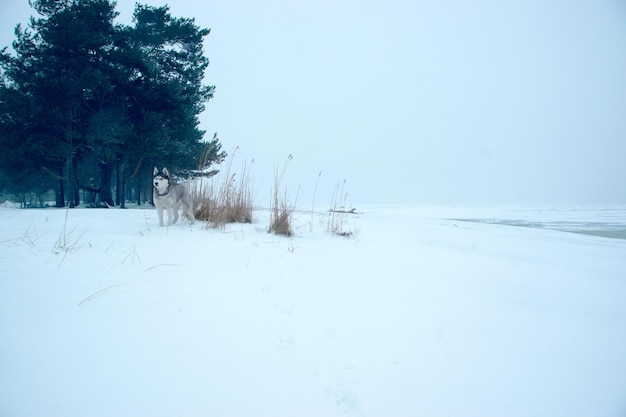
2,0,626,205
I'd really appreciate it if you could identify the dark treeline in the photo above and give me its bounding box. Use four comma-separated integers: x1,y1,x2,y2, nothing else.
0,0,225,208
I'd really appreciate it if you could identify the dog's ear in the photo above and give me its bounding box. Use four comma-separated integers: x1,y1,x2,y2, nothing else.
163,167,170,177
153,167,158,175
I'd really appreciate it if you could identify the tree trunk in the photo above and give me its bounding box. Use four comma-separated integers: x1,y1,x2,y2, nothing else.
73,161,80,207
115,158,121,206
137,175,141,205
120,160,126,209
66,157,80,208
98,162,114,206
65,129,81,208
56,166,65,208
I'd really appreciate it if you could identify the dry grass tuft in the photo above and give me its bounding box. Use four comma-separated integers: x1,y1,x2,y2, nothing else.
268,155,294,237
327,180,356,238
192,147,254,229
53,204,86,266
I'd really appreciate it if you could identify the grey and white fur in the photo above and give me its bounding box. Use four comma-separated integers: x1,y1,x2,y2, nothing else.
152,167,195,226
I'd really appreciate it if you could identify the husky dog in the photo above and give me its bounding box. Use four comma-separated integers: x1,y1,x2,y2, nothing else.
152,167,195,226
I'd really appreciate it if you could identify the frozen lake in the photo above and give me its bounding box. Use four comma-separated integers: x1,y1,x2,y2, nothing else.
429,204,626,239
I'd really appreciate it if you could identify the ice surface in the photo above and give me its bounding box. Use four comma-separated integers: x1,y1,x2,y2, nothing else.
446,204,626,239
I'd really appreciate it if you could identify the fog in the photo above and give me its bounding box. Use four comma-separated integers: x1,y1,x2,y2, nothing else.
3,0,626,205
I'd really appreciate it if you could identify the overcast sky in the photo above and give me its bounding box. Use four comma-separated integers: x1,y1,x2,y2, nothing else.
2,0,626,206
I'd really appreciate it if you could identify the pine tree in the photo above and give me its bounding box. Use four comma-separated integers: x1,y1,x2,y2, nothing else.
0,0,224,207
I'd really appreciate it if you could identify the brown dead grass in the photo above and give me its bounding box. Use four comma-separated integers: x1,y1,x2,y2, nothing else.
268,155,294,237
192,147,254,229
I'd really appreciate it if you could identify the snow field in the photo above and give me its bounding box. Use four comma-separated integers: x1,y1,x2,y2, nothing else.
1,205,625,417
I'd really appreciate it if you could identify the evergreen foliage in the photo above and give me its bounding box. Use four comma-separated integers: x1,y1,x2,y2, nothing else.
0,0,225,207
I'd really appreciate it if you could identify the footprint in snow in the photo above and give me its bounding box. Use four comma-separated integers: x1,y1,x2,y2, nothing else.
325,385,364,415
274,336,295,354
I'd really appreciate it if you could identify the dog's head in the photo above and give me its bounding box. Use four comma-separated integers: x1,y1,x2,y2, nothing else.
153,167,171,194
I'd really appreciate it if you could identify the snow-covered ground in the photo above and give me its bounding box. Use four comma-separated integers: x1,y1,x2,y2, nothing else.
1,204,625,417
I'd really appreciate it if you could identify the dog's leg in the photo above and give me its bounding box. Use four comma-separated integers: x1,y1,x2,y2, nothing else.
187,207,195,224
166,207,175,226
172,204,180,224
156,206,165,227
183,201,195,224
